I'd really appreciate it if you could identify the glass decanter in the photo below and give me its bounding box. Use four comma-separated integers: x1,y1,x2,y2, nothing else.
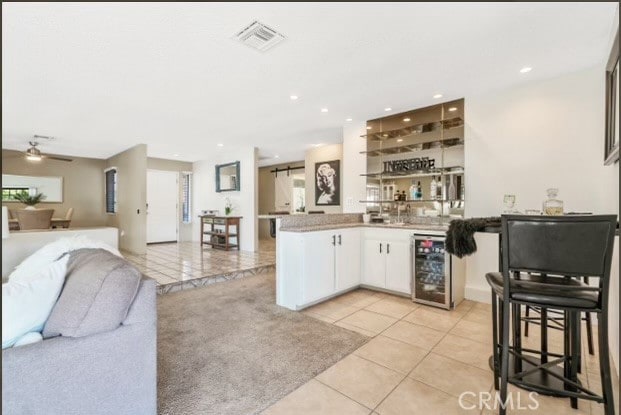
543,188,564,216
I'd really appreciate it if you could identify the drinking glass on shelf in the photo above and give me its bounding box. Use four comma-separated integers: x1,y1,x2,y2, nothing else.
503,194,516,213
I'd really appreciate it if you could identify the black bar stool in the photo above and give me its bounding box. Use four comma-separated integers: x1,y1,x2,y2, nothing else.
486,214,617,415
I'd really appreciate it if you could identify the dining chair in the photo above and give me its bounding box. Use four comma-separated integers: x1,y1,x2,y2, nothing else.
15,209,54,230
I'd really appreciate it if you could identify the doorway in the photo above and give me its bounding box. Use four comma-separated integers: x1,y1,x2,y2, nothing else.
147,170,178,243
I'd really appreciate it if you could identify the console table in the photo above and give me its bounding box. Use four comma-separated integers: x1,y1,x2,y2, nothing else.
200,215,242,251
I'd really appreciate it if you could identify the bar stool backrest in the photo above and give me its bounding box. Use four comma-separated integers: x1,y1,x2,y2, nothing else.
501,214,617,307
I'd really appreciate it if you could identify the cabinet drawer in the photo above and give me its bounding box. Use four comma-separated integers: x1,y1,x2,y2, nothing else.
202,217,226,225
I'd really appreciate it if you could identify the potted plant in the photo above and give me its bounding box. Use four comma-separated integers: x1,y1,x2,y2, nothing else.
13,192,46,209
224,198,233,216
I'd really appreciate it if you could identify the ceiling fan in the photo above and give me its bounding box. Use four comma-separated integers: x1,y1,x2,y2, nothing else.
21,135,73,162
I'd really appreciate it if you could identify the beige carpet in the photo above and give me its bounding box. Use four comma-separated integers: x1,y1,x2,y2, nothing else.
157,272,367,415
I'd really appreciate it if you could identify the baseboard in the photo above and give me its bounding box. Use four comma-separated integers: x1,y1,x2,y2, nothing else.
465,285,491,304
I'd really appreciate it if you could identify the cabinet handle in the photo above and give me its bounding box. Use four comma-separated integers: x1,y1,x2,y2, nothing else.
338,234,342,245
379,243,382,253
387,243,390,254
332,235,336,246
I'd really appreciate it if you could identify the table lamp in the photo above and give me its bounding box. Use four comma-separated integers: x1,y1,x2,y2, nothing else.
2,206,9,239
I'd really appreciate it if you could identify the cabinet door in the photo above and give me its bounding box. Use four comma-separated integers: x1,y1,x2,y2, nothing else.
301,231,336,304
385,240,412,294
336,229,361,291
362,239,386,288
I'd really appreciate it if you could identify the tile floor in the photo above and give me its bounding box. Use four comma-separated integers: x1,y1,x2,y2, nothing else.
122,239,276,294
264,289,620,415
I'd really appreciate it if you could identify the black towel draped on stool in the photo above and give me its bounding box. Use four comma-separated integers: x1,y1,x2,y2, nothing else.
445,217,501,258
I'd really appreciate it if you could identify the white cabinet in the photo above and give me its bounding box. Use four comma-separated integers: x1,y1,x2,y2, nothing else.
363,239,386,287
298,228,361,306
385,240,411,293
336,228,361,291
301,230,336,304
362,232,412,295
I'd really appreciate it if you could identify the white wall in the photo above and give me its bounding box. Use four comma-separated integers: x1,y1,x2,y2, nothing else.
342,121,368,213
465,66,617,217
305,144,343,214
192,147,258,252
106,144,147,254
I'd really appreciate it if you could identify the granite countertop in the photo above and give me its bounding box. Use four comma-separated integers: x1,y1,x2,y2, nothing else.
279,222,449,233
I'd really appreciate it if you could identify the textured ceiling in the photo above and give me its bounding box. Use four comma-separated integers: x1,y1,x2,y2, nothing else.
2,2,617,166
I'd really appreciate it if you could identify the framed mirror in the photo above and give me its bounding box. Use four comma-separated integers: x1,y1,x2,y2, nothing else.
1,174,63,202
604,27,619,165
215,161,240,192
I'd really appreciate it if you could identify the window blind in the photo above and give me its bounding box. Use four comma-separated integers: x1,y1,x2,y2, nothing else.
105,169,117,213
182,173,191,223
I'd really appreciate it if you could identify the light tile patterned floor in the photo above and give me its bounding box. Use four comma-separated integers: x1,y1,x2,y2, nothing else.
264,290,620,415
122,239,275,294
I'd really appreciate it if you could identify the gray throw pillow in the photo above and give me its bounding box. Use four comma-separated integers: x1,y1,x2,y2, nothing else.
43,248,141,338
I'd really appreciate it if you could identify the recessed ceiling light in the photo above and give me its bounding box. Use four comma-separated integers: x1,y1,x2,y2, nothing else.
321,108,328,113
346,118,353,122
217,143,224,147
366,126,372,130
397,139,403,142
312,143,322,147
448,107,457,112
274,155,280,158
433,94,443,99
520,67,532,73
290,95,298,100
403,118,411,122
173,153,180,157
384,107,392,112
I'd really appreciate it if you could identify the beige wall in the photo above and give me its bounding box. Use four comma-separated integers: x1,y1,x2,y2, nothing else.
2,149,107,227
147,157,194,242
305,144,343,214
258,161,304,239
106,144,147,254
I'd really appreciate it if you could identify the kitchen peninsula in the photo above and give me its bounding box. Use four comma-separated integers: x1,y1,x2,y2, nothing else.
276,213,466,311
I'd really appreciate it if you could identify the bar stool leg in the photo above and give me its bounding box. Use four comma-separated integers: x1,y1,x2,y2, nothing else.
524,305,530,337
499,298,511,415
597,309,615,415
570,311,580,409
491,292,499,390
540,308,548,364
512,303,522,373
585,312,595,355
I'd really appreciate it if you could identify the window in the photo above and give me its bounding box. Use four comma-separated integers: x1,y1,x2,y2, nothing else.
1,187,29,201
105,168,117,214
181,172,192,223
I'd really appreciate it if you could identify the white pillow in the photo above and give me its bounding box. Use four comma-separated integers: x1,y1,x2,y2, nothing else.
8,235,121,282
2,255,69,349
13,332,43,347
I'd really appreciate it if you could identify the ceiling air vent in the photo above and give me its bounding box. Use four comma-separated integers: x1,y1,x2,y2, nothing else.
234,21,285,52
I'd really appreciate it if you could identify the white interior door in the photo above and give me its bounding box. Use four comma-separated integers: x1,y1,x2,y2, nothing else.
274,173,293,212
147,170,178,243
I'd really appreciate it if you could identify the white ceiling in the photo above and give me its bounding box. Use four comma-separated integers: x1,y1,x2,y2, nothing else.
2,2,617,166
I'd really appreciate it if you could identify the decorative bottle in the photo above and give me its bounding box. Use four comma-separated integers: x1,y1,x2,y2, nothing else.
448,177,456,200
543,188,564,215
409,180,417,200
430,177,437,201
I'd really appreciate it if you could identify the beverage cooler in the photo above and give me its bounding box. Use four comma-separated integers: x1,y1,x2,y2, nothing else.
411,233,465,310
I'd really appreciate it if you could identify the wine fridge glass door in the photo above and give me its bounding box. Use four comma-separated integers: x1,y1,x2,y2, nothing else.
411,235,451,309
